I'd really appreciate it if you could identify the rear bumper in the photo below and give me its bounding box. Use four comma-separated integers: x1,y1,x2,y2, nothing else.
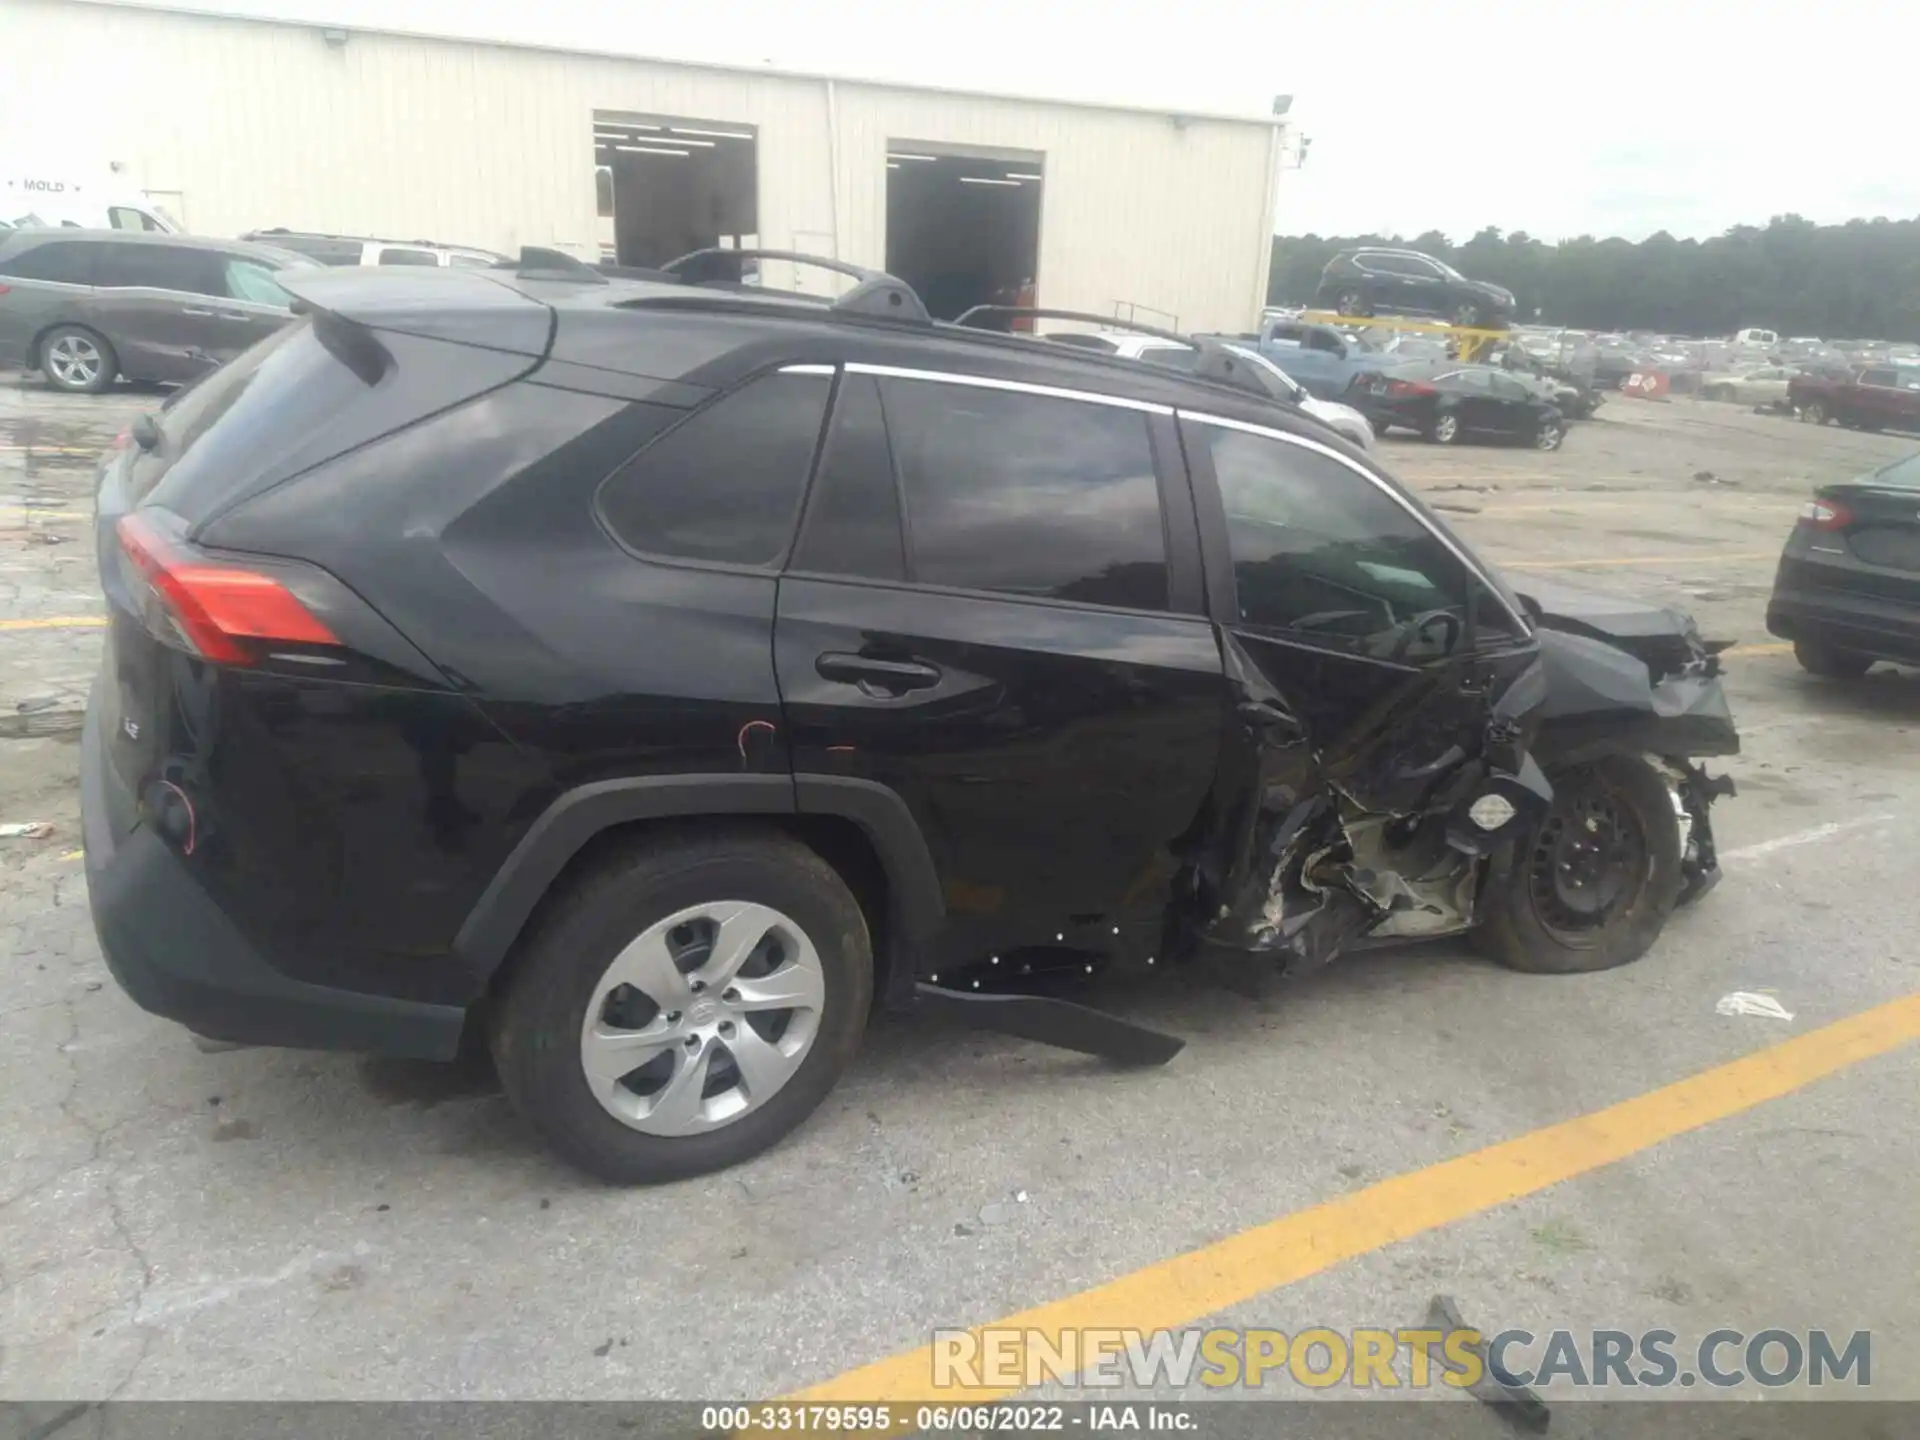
81,698,467,1060
1767,582,1920,664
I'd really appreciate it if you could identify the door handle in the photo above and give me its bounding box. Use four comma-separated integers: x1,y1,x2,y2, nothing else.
181,306,215,317
816,652,941,695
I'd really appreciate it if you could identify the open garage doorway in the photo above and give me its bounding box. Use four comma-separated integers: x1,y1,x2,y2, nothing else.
594,112,758,269
885,145,1042,322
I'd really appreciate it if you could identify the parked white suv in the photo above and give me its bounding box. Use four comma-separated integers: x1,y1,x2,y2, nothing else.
240,230,505,269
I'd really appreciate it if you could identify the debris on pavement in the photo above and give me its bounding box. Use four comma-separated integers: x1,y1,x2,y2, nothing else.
0,821,53,839
1427,1294,1550,1433
1716,990,1795,1021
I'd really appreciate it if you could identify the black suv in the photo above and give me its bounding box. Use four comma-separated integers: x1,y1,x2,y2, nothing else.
83,251,1736,1183
1315,248,1515,329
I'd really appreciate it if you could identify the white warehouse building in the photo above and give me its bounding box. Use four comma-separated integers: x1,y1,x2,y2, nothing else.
3,0,1288,329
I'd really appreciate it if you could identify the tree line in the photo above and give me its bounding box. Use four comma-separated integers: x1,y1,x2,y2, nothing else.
1268,215,1920,341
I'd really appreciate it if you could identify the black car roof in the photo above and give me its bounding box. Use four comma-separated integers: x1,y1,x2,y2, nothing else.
0,228,300,262
278,262,1334,440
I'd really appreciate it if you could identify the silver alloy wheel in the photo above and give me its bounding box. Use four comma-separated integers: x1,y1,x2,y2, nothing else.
1535,422,1563,450
578,900,826,1136
1433,413,1459,443
46,334,103,389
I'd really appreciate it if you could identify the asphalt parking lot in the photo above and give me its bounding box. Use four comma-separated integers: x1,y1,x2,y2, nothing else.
2,373,1917,1418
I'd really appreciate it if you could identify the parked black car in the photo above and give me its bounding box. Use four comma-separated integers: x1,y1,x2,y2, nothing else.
0,230,312,393
83,250,1735,1183
1766,451,1920,675
1314,248,1515,329
1350,360,1568,447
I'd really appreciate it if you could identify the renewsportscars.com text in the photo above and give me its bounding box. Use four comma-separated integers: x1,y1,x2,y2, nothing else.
930,1326,1871,1391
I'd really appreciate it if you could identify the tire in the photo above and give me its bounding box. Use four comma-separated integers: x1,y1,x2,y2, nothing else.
1532,419,1565,451
38,325,116,394
1426,411,1461,444
1335,288,1371,318
1475,756,1683,975
1801,401,1828,425
489,826,873,1184
1793,638,1873,678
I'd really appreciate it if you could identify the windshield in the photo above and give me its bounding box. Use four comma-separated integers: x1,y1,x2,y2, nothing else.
1228,344,1305,400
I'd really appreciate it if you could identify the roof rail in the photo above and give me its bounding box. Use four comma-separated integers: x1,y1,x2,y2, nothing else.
515,246,608,284
952,306,1272,400
661,248,931,324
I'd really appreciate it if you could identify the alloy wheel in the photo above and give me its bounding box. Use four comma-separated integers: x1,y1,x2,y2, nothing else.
46,334,102,389
578,900,826,1135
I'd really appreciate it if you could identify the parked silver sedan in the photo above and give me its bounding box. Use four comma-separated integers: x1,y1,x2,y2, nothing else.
1701,365,1798,407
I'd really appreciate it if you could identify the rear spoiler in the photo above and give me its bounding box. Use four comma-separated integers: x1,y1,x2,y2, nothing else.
277,263,553,358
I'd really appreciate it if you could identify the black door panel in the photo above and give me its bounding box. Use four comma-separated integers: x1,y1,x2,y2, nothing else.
776,578,1224,960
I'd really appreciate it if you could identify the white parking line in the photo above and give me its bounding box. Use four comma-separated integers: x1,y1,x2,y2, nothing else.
1722,814,1897,863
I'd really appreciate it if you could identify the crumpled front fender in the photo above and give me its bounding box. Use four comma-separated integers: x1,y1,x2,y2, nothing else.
1532,628,1740,764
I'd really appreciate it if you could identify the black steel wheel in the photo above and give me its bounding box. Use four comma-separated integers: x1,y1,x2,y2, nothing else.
1475,757,1683,974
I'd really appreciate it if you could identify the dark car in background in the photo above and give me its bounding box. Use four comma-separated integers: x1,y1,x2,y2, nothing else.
1314,248,1515,329
0,230,311,392
1351,360,1567,447
1789,366,1920,433
1767,451,1920,675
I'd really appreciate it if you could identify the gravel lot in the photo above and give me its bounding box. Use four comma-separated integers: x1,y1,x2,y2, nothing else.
2,373,1916,1411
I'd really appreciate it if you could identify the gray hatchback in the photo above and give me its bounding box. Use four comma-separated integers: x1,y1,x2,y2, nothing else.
0,230,312,393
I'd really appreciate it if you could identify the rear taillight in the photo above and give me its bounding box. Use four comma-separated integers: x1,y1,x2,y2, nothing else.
116,511,338,665
1798,498,1852,532
1387,379,1437,397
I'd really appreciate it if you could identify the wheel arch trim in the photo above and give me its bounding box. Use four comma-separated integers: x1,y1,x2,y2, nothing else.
453,772,945,983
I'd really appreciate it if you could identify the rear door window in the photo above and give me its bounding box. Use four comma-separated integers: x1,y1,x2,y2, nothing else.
876,377,1169,611
377,247,439,267
596,370,832,567
94,243,223,295
789,373,906,582
0,240,94,284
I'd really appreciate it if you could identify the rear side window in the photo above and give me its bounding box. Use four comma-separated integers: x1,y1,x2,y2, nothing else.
0,240,93,284
1191,420,1475,659
878,378,1168,610
94,243,222,295
597,371,832,567
378,248,438,267
108,206,163,232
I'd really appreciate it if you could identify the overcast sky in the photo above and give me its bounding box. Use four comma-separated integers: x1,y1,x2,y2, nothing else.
119,0,1910,242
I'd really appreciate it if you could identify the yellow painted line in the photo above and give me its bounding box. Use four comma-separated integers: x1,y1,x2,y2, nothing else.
61,848,83,862
0,446,99,456
0,509,88,520
0,616,105,632
1504,551,1773,571
791,991,1920,1408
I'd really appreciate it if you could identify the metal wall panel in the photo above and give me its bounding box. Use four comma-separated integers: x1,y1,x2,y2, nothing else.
3,0,1279,330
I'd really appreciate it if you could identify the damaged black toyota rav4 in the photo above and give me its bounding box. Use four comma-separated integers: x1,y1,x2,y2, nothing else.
82,251,1738,1183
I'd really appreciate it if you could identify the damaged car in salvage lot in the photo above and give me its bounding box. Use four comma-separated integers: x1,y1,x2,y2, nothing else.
81,251,1738,1183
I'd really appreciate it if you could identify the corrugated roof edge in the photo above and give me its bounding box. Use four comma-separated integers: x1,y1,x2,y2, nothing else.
61,0,1290,129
